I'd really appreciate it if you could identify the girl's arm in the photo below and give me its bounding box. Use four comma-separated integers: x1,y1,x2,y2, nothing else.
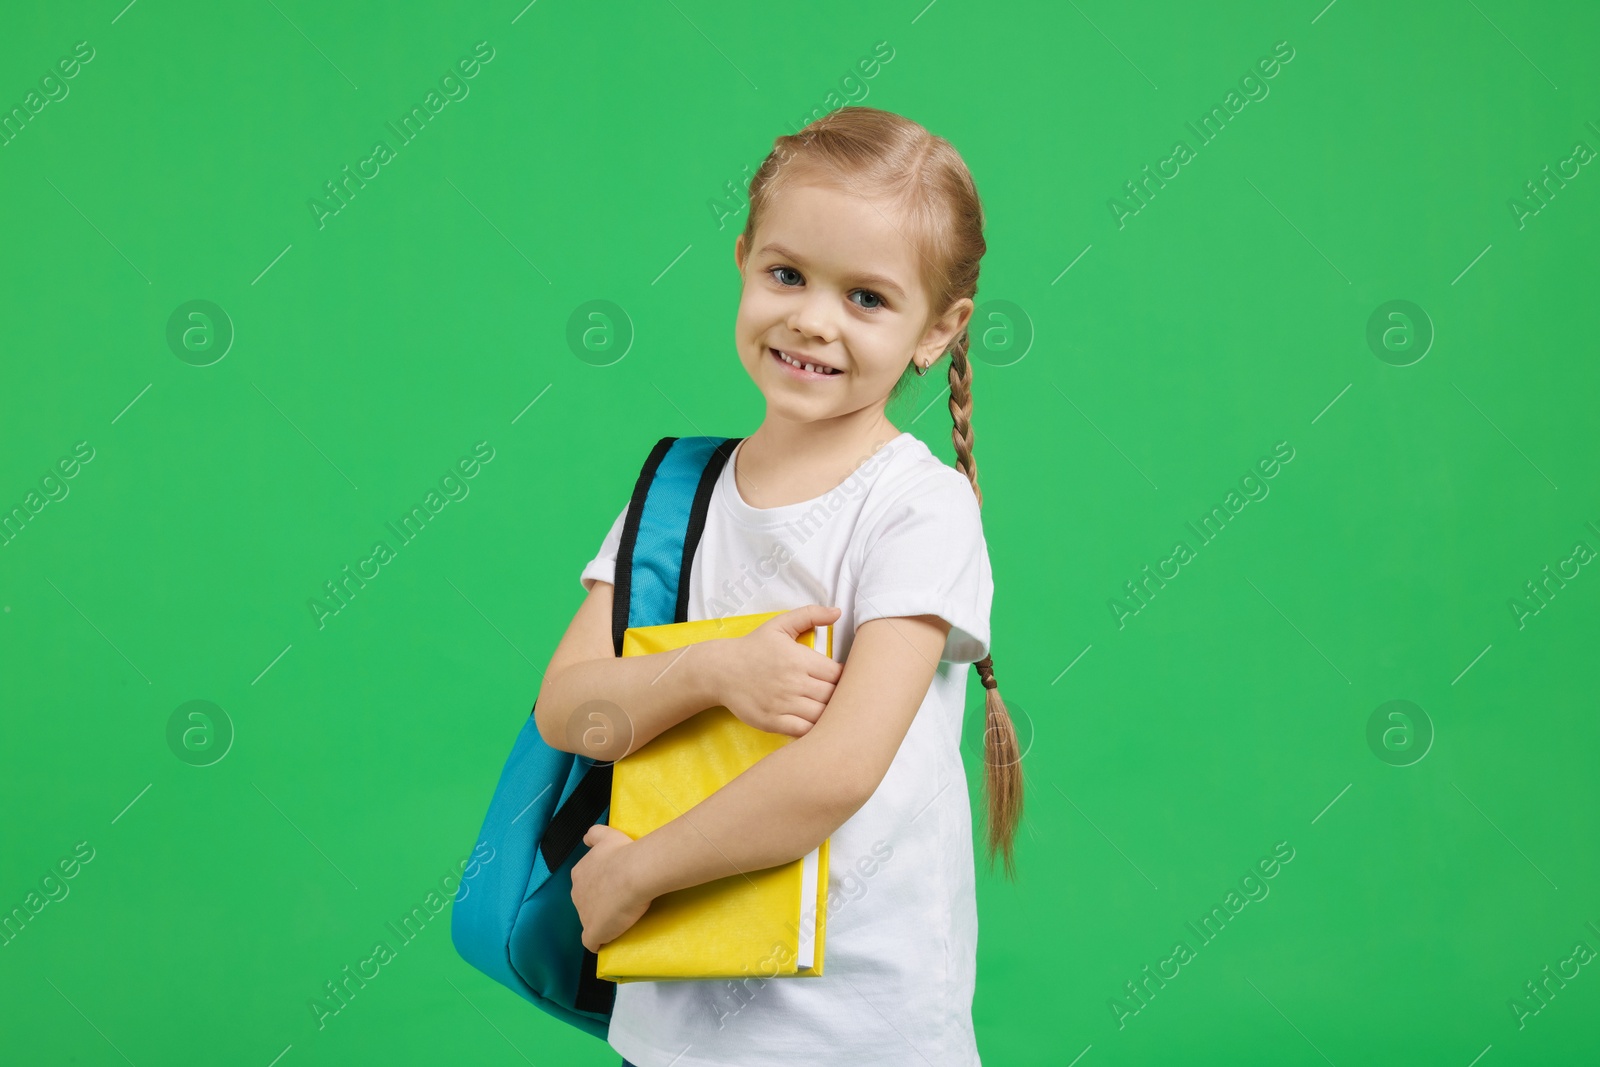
607,612,950,904
534,579,733,761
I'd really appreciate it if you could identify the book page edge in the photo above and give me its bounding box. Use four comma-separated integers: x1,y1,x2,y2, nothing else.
796,845,820,970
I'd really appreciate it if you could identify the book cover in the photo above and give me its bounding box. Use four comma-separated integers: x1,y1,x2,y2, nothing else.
596,610,832,982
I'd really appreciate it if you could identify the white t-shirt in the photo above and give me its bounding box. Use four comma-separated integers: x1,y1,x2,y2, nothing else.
578,430,994,1067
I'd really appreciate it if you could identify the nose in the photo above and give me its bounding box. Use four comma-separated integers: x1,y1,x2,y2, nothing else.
786,287,838,345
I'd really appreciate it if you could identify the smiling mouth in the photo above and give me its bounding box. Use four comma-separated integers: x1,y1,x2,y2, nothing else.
770,348,841,377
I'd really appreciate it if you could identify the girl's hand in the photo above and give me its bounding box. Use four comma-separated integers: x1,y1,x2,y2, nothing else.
716,604,844,738
571,824,652,952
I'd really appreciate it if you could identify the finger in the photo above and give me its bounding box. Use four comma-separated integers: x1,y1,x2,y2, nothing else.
796,710,832,735
806,653,843,678
779,703,821,727
768,713,812,737
808,657,844,683
773,603,842,636
777,714,814,737
785,685,828,718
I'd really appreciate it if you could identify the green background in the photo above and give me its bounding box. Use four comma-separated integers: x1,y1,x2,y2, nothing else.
3,0,1597,1063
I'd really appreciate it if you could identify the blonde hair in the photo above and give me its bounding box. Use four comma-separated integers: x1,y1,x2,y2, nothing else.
739,106,1024,879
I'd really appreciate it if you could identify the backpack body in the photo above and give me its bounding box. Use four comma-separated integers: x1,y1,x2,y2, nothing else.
451,434,741,1039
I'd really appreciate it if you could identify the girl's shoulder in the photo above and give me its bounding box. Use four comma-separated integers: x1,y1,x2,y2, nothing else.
872,435,980,510
855,436,985,547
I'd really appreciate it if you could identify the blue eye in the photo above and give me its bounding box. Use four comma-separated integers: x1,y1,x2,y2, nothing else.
765,266,887,311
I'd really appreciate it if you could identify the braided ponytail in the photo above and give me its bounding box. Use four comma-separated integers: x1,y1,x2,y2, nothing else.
947,332,1023,880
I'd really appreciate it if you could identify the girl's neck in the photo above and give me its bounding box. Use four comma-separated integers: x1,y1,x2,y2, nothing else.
734,413,904,510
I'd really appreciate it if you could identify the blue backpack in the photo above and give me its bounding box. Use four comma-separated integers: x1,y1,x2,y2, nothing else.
451,434,740,1039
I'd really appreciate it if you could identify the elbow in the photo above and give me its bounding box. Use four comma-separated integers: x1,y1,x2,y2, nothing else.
536,712,589,756
533,705,561,750
533,672,621,759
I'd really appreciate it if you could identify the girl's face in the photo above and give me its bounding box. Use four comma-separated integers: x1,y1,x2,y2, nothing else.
733,179,971,426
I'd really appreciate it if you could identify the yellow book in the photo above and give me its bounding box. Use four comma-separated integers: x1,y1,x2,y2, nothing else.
596,610,832,982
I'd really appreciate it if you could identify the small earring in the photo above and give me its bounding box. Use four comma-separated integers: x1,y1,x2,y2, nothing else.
913,361,929,377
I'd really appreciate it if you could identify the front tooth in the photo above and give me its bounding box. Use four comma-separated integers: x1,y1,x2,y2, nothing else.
778,349,832,373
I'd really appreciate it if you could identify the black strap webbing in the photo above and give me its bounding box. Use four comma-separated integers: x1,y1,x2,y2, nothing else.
574,946,615,1014
611,436,677,658
539,761,614,872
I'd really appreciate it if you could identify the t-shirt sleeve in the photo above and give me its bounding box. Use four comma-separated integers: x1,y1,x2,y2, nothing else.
853,469,994,663
579,504,629,592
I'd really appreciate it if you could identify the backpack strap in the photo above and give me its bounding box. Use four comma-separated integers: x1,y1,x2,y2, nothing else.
612,435,741,652
539,435,739,1013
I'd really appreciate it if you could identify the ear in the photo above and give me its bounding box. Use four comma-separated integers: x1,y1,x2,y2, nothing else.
916,297,975,367
734,232,746,273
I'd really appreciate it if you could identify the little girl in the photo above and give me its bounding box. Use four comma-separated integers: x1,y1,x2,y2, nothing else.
535,106,1022,1066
